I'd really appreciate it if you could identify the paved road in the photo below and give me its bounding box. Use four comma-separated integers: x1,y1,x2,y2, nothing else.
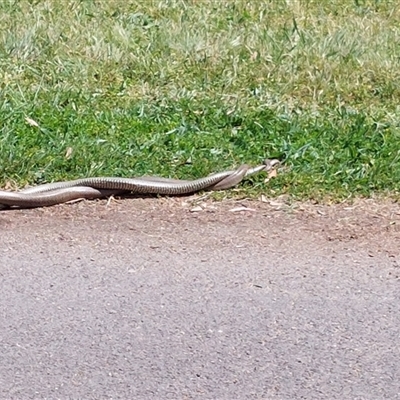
1,199,400,399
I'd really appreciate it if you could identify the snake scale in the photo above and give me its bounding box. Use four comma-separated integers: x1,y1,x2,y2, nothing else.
0,159,279,209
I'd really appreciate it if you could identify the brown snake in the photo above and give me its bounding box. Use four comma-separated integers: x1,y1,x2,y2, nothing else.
0,159,280,209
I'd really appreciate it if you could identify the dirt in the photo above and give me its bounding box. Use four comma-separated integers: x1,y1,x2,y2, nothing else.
2,195,399,256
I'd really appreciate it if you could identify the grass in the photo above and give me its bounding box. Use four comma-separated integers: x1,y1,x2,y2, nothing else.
1,0,400,200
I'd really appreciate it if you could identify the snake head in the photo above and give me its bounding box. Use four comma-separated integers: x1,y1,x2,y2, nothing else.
263,159,281,171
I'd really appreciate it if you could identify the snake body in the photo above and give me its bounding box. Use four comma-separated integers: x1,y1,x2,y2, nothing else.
0,159,279,208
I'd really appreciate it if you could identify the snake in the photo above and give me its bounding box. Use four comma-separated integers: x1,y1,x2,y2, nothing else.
0,159,279,209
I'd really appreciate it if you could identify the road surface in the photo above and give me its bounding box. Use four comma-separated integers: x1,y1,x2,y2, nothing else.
1,197,399,399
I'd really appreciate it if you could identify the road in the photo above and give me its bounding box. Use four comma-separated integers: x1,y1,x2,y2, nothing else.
1,198,400,399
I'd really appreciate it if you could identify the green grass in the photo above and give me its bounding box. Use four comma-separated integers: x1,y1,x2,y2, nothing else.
1,0,400,200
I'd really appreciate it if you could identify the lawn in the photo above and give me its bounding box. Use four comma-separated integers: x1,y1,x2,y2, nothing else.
1,0,400,200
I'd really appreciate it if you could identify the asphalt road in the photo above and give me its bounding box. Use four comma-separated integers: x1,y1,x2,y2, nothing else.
1,199,399,399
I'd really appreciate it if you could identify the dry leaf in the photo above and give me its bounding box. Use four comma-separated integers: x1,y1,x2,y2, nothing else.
250,51,258,61
268,169,278,179
25,117,39,127
229,206,256,212
65,147,73,159
4,181,14,190
264,168,278,183
269,200,284,207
